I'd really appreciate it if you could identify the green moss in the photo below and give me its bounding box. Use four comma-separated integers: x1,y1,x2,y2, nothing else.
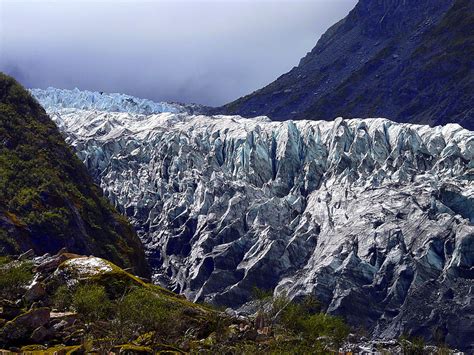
20,344,47,351
113,344,154,354
42,345,83,354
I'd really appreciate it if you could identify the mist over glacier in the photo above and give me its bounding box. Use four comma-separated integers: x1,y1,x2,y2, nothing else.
0,0,355,106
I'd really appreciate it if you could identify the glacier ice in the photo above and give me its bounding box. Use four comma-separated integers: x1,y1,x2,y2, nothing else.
30,87,196,115
32,88,474,351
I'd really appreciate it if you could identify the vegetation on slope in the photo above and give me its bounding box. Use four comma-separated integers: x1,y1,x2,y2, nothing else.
0,73,149,276
0,251,352,354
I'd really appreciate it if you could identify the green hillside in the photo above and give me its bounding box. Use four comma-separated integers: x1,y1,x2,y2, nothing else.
0,73,149,276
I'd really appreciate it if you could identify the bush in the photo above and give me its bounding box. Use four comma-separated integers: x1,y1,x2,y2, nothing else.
300,313,349,348
0,260,33,299
0,255,12,266
114,288,179,341
278,295,321,332
400,335,426,355
265,293,348,350
72,284,111,322
53,285,72,311
252,286,273,300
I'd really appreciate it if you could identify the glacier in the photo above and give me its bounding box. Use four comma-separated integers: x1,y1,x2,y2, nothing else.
32,88,474,351
29,87,201,115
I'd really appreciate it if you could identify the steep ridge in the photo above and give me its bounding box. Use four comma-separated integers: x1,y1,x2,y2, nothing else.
33,89,474,351
0,74,149,276
221,0,473,130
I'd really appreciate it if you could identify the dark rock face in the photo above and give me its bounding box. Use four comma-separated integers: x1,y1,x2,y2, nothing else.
0,74,149,277
221,0,473,130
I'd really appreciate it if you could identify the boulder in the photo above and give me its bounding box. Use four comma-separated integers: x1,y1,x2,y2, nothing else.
36,253,80,273
30,326,49,342
0,307,50,342
24,281,46,303
0,300,22,320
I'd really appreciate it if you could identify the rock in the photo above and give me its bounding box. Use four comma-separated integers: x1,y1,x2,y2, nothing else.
50,312,78,332
57,247,68,255
0,300,22,320
36,254,70,273
242,328,258,341
18,249,35,261
55,256,115,284
30,326,49,342
24,281,46,303
0,307,50,342
51,319,69,332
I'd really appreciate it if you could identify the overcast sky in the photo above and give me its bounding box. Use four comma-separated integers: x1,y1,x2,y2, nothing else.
0,0,356,106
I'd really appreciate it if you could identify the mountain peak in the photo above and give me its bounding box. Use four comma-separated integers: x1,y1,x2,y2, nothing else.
220,0,472,131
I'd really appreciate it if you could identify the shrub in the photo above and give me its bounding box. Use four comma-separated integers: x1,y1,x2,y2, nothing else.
0,260,33,299
114,288,179,341
72,284,111,322
0,255,12,266
300,313,349,348
256,292,349,350
278,295,321,332
400,335,426,355
53,285,72,311
252,286,273,300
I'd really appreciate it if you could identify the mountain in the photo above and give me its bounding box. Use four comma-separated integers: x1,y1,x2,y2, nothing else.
0,74,149,276
33,88,474,351
220,0,473,130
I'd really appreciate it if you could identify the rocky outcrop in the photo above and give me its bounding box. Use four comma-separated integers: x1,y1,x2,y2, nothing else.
220,0,473,131
32,89,474,352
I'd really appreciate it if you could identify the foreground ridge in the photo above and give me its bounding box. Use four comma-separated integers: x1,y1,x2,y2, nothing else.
2,250,461,353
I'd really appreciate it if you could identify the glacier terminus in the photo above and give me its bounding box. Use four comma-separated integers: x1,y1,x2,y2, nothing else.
32,88,474,351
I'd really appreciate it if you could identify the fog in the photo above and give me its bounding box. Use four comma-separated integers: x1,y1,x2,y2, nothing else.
0,0,356,106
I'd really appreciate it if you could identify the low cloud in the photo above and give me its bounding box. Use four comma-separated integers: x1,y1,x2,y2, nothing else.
0,0,356,106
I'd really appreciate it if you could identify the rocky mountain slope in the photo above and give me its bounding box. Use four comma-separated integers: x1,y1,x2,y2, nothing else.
221,0,473,130
0,74,148,276
33,88,474,351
